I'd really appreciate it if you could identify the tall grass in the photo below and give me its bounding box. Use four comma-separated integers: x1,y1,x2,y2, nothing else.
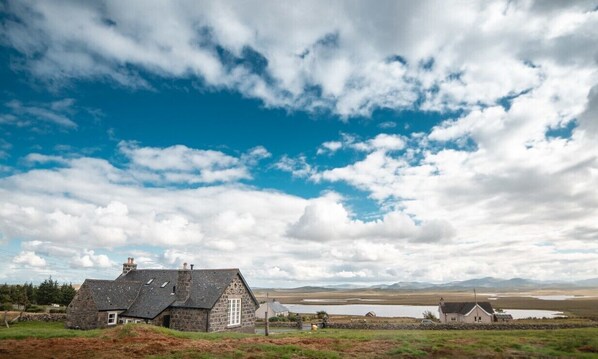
0,321,101,340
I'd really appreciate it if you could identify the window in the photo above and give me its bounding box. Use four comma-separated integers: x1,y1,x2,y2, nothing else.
161,281,169,288
228,298,241,326
146,278,154,285
107,312,118,325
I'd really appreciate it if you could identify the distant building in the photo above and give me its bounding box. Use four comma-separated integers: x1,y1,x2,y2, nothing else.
256,299,289,319
365,311,376,317
438,297,494,323
493,313,513,322
67,258,259,333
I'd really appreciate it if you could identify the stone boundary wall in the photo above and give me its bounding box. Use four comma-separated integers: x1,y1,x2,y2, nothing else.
264,321,302,328
18,313,67,322
325,322,598,330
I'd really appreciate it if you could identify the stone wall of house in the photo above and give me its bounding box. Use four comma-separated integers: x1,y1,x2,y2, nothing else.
207,274,257,333
149,309,172,327
169,308,209,331
65,283,100,329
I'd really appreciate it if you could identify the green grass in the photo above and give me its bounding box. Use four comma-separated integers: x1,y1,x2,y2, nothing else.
0,321,102,340
2,322,598,357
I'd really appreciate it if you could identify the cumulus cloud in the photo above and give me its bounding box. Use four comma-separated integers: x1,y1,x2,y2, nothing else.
13,251,47,267
3,1,596,117
287,195,455,243
116,141,272,185
70,250,114,268
1,1,598,285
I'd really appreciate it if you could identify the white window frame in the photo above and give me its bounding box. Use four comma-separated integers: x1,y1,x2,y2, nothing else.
107,311,118,325
228,298,241,326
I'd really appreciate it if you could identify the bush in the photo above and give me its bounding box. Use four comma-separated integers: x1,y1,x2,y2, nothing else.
25,305,44,313
0,302,13,311
316,311,328,319
49,308,66,313
269,315,290,322
287,312,298,322
422,310,438,321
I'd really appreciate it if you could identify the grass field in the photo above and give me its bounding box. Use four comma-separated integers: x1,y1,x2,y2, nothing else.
1,321,598,358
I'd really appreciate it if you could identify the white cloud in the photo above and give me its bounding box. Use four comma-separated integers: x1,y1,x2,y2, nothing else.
2,99,77,128
317,141,342,155
274,155,315,178
1,1,598,285
3,1,596,117
118,141,270,184
70,250,114,268
13,251,47,267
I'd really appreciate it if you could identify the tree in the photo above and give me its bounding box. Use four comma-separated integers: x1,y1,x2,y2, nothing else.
58,283,76,306
422,310,438,321
36,277,59,305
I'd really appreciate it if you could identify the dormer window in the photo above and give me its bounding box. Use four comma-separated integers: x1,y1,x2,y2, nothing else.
146,278,154,285
161,281,169,288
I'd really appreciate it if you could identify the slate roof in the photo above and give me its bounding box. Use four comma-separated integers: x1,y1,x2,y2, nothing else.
494,313,513,319
440,302,494,315
115,269,179,318
84,279,142,311
268,301,289,313
83,268,259,319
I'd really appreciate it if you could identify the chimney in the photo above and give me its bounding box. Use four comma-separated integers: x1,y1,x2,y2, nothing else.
439,297,445,307
190,264,194,270
122,257,137,275
175,262,192,302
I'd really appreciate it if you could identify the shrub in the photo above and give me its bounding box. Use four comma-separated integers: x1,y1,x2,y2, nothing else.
0,302,13,311
49,308,66,313
422,310,438,321
25,305,44,313
316,311,328,319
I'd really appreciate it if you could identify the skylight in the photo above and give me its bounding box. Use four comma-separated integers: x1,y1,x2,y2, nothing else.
161,281,169,288
146,278,154,285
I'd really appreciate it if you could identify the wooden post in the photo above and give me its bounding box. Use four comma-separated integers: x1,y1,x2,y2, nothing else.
264,311,269,336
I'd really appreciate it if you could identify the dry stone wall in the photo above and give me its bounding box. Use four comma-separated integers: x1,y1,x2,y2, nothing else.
325,322,598,330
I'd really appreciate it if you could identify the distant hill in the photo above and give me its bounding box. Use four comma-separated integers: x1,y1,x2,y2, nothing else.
254,277,598,291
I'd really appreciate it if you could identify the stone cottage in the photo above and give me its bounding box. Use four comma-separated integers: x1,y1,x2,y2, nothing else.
255,299,289,319
66,258,259,333
438,297,494,323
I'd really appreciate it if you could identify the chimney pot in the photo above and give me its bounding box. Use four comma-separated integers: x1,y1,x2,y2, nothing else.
183,262,188,270
190,264,194,270
122,257,137,275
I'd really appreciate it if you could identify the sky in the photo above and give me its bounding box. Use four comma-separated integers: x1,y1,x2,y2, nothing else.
0,1,597,287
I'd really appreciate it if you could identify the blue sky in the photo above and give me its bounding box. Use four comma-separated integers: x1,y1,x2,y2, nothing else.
1,1,598,286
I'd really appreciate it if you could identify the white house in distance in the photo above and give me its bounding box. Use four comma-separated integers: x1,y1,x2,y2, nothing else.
438,297,494,323
256,299,289,319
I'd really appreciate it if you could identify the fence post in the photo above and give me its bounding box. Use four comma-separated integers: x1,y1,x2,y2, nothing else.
265,311,269,336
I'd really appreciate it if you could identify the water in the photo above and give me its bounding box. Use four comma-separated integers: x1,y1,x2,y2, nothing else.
528,295,591,301
285,304,564,319
502,309,565,319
